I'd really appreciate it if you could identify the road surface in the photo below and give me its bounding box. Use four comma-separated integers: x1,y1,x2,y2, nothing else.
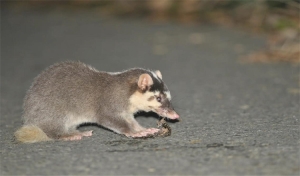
1,7,299,175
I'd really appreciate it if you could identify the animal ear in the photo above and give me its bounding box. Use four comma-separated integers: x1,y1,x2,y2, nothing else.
138,74,153,91
155,70,162,80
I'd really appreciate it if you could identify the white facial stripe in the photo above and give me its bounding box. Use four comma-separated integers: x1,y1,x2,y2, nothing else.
154,91,160,96
151,71,161,82
165,91,171,100
129,90,161,114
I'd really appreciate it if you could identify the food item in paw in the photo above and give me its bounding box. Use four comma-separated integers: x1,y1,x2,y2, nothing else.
156,118,171,137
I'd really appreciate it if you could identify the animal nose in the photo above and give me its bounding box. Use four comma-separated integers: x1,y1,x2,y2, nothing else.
172,111,180,119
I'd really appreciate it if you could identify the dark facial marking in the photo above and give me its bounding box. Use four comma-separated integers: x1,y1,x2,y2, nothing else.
149,72,167,93
160,94,173,109
156,96,161,102
148,96,155,101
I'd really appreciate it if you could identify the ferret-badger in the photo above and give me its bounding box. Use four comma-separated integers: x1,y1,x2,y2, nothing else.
15,61,179,143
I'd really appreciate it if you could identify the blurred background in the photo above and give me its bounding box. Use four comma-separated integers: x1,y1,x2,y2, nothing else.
3,0,299,63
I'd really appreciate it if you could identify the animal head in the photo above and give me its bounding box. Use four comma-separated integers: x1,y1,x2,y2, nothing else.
129,70,179,120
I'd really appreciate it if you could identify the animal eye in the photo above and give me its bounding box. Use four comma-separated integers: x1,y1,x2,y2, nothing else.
156,97,161,102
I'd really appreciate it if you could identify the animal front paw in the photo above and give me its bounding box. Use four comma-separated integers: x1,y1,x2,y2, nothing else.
126,128,160,138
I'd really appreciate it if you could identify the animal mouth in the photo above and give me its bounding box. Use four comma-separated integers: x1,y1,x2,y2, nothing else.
154,108,167,117
155,108,180,120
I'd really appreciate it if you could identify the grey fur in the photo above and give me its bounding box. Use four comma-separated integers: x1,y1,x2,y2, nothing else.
21,61,163,139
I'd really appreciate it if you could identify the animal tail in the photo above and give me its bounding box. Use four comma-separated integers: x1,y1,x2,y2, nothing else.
14,125,52,143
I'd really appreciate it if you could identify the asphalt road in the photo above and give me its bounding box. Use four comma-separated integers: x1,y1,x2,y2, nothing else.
1,7,299,175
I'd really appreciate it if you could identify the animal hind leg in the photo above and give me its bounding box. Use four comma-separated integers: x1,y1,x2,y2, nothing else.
59,130,93,141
